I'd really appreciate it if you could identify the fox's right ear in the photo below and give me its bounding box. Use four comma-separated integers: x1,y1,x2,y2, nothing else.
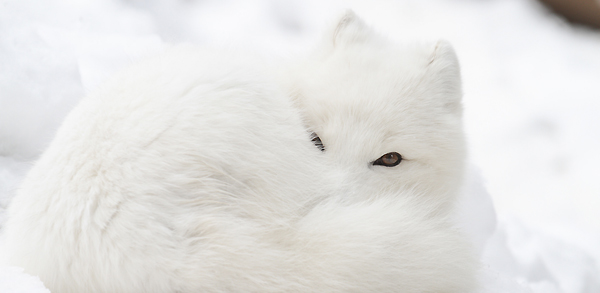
326,10,379,48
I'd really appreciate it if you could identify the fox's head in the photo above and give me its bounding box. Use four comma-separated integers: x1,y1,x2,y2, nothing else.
287,11,466,212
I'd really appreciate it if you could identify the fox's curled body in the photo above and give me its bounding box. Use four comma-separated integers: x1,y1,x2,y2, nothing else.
2,11,477,292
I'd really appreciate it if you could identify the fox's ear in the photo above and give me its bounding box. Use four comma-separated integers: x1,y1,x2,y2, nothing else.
426,40,463,115
329,10,379,47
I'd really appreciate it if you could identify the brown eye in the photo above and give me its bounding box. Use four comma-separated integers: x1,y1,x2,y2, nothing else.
373,152,402,167
310,132,325,152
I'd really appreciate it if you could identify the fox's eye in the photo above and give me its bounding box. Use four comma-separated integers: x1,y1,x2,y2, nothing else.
373,152,402,167
310,132,325,152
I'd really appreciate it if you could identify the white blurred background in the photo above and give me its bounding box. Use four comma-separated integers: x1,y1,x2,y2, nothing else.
0,0,599,292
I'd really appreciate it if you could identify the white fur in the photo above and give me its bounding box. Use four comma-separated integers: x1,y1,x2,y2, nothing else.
284,11,466,213
2,11,476,292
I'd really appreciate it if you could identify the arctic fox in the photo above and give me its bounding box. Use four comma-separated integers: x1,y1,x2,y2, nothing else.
2,11,476,293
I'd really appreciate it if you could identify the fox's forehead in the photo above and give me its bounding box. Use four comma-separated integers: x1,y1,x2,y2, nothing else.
298,69,437,130
299,46,436,106
313,100,439,140
321,45,430,85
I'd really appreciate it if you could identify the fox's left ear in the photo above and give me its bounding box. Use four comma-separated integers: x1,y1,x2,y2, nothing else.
327,10,381,48
426,41,463,115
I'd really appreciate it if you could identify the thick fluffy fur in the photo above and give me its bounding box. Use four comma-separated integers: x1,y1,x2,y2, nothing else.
2,11,476,292
285,12,466,213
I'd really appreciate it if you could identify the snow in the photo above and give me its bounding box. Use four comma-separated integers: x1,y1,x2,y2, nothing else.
0,0,599,292
0,267,49,293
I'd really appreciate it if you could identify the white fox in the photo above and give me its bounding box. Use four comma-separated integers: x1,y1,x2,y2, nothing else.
2,11,477,292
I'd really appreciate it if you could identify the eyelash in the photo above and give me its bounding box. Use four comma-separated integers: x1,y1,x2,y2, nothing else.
310,132,325,152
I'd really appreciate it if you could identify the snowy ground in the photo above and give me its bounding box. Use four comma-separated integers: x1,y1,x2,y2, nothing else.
0,0,599,292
